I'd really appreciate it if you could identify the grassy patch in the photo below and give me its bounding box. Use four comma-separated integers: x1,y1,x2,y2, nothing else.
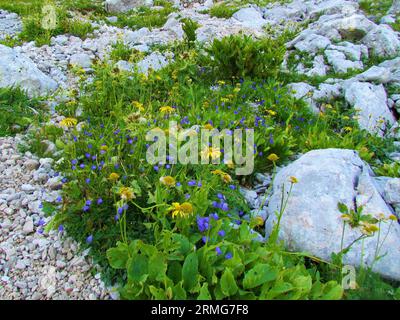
108,4,176,30
0,87,44,137
0,0,103,46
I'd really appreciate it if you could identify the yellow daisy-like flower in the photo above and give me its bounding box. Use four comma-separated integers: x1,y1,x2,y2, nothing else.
222,173,232,183
108,172,120,182
160,176,176,187
202,147,221,160
389,214,397,221
60,117,78,128
266,110,277,116
100,145,108,152
118,187,135,201
289,176,298,184
203,123,214,130
132,101,144,112
211,169,232,183
267,153,279,162
360,221,379,235
344,126,353,132
169,202,194,218
159,106,175,114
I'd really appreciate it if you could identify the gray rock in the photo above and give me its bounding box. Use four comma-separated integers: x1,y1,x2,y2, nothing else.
232,7,268,29
324,49,363,73
24,159,40,171
362,25,400,58
0,45,58,97
115,60,133,73
287,82,318,112
353,66,392,84
292,33,331,54
69,53,92,69
344,81,396,135
22,218,34,234
136,52,169,75
105,0,153,13
306,55,328,77
265,149,400,281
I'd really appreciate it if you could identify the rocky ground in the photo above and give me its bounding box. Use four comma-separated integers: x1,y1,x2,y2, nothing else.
0,0,400,299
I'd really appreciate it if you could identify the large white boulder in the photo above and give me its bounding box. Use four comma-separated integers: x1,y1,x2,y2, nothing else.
265,149,400,281
0,44,58,97
232,7,268,29
344,81,396,135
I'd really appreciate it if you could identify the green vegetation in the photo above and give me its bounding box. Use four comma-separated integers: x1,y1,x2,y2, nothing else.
0,87,44,136
0,0,104,46
26,33,397,299
107,3,176,30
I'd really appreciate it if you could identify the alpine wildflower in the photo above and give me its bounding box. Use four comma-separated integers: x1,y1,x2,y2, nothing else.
160,176,176,187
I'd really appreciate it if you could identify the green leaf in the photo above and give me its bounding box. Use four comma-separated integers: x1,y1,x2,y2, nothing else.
182,252,198,291
197,283,211,300
148,254,167,281
220,268,238,297
173,281,187,300
320,281,343,300
127,254,148,283
167,261,182,283
293,275,312,292
243,264,277,289
337,202,348,214
106,243,129,269
149,286,166,299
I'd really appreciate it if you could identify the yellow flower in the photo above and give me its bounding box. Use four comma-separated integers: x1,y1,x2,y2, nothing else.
266,109,277,116
203,123,214,130
360,222,379,235
132,101,144,112
159,106,175,114
202,147,221,160
222,173,232,183
289,176,298,184
341,214,351,221
118,187,135,201
344,126,353,132
60,117,78,128
100,145,109,152
169,202,194,218
267,153,279,162
108,172,120,182
389,214,397,221
160,176,176,187
211,169,232,183
217,80,226,86
253,216,264,226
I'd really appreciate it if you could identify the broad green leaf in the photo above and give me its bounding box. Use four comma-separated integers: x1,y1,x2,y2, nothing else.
173,281,187,300
127,254,148,282
321,281,343,300
167,261,182,283
106,243,129,269
197,283,211,300
220,268,238,297
148,254,167,281
182,252,198,291
243,264,277,289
